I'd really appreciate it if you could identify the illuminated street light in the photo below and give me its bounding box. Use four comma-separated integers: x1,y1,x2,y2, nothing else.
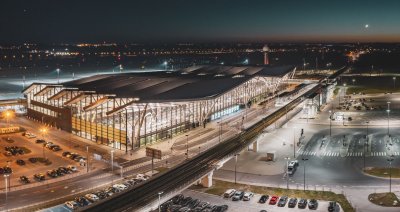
3,110,14,126
40,127,48,160
393,76,396,89
158,191,164,212
119,64,123,73
352,78,355,85
56,68,60,84
163,61,168,71
244,59,249,65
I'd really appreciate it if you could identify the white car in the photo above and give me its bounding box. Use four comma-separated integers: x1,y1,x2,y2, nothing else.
136,174,150,181
84,194,100,202
25,133,36,138
113,184,128,190
65,201,79,209
223,189,236,198
68,165,78,172
243,192,254,201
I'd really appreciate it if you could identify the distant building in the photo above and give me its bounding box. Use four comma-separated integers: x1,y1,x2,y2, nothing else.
23,65,294,152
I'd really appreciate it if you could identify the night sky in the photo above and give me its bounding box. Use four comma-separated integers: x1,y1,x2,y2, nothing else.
1,0,400,43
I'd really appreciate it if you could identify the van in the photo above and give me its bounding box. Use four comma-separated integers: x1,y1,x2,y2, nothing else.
223,189,236,198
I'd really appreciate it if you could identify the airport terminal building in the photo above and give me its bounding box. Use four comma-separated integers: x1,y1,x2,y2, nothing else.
23,65,295,152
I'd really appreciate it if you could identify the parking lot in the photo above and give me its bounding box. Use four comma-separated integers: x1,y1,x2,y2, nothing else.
181,189,342,212
0,132,87,188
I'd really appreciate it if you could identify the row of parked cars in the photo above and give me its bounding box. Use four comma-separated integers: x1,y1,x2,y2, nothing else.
4,146,27,156
0,166,13,174
160,194,228,212
223,189,340,211
19,165,78,184
35,139,62,151
64,174,150,210
62,151,86,163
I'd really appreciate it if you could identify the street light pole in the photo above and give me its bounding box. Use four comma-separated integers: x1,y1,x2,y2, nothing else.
293,129,296,158
235,153,239,184
388,156,394,193
111,150,114,186
4,174,10,211
186,135,189,160
393,77,396,90
158,191,164,212
56,68,60,84
329,110,332,139
284,157,290,189
302,158,308,191
86,146,89,173
386,102,390,136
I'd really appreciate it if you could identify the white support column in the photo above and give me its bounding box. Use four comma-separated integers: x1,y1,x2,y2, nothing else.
198,171,213,188
252,139,259,152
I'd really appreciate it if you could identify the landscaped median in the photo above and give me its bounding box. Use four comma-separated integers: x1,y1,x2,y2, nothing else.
190,179,355,212
368,192,400,207
363,167,400,178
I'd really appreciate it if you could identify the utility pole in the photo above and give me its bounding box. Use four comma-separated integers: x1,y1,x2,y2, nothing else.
302,158,308,191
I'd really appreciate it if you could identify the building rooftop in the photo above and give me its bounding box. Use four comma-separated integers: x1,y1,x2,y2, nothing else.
56,65,294,102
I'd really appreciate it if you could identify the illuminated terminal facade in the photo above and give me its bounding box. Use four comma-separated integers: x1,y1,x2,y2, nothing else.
23,65,295,152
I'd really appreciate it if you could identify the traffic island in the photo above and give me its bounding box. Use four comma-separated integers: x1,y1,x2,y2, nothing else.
37,157,52,166
368,192,400,207
189,179,354,212
363,167,400,178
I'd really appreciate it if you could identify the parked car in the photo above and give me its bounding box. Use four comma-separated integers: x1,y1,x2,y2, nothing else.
298,198,308,209
74,197,90,207
36,139,46,144
328,201,340,212
278,196,288,207
223,189,236,198
112,184,128,191
16,159,25,166
308,199,318,210
231,191,244,201
85,193,100,202
34,173,45,181
258,195,269,203
288,197,298,208
3,166,12,174
62,151,71,157
20,176,30,184
67,165,78,172
269,195,279,205
243,192,254,201
65,201,79,210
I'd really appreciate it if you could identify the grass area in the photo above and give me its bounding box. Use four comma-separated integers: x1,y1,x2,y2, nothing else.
363,167,400,178
333,87,340,96
368,192,400,207
345,86,397,95
37,157,52,166
1,137,15,143
190,180,354,212
155,167,170,174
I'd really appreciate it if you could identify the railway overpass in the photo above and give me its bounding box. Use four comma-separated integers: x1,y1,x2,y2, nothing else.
83,66,345,212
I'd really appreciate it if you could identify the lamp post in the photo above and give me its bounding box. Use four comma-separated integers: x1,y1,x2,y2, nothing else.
387,102,391,136
158,191,164,212
4,174,10,211
388,156,394,193
352,78,355,85
234,153,240,184
86,146,89,173
329,110,332,139
284,157,290,189
56,68,60,84
302,158,308,191
293,128,296,158
111,150,114,186
393,77,396,90
40,127,48,160
186,135,189,160
163,61,168,71
217,121,222,143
